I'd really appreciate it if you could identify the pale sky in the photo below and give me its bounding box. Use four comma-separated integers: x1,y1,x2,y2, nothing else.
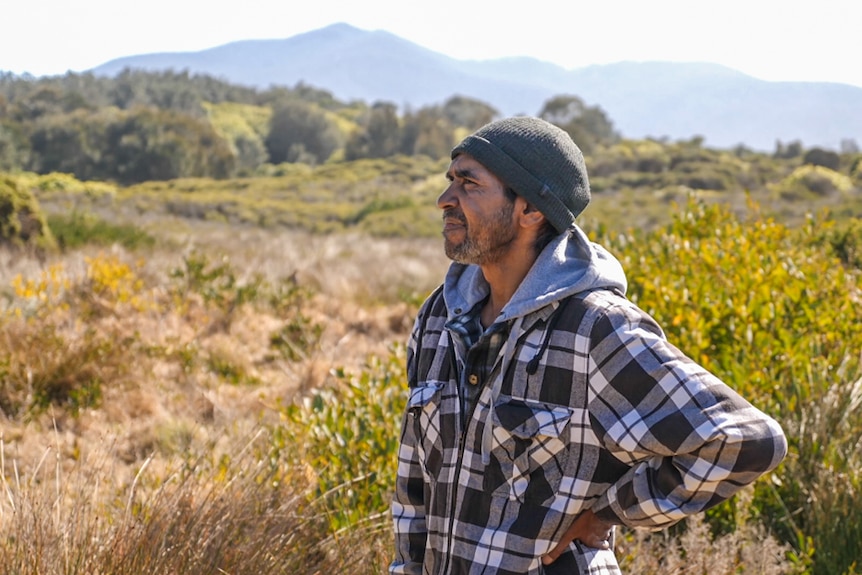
2,0,861,88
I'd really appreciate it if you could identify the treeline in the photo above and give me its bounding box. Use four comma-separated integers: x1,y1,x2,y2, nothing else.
2,68,861,210
0,69,618,184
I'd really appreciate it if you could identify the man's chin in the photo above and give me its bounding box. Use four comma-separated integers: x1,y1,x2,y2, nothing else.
443,241,461,262
444,243,476,265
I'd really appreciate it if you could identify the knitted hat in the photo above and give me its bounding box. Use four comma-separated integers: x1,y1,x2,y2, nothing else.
451,116,590,233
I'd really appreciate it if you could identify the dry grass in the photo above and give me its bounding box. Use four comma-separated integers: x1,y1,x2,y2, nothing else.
0,223,444,484
138,217,449,302
617,495,798,574
0,225,421,574
0,429,391,574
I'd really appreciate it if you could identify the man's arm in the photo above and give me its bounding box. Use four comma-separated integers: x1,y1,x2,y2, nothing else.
585,301,787,529
390,298,439,574
390,404,428,575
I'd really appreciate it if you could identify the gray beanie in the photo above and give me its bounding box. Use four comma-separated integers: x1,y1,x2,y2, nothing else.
451,116,590,233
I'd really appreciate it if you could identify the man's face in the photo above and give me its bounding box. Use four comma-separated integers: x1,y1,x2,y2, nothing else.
438,154,518,266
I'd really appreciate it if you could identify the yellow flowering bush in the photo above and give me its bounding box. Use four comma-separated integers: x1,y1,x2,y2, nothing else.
1,254,152,416
11,263,70,315
83,254,149,312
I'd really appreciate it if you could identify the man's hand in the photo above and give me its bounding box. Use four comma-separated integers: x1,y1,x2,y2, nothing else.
541,508,614,565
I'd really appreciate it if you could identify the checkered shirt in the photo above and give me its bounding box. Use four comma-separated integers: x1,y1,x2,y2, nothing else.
391,287,787,575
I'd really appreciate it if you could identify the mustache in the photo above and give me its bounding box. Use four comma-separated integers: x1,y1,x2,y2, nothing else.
443,209,466,224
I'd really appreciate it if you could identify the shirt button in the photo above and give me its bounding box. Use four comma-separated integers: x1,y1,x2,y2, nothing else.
468,374,479,385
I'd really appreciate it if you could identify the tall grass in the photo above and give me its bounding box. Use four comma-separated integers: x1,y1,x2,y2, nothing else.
0,430,390,574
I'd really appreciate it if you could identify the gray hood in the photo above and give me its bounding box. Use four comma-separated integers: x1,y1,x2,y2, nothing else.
443,225,627,325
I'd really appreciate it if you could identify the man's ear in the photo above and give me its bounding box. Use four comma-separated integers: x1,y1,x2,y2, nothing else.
520,201,545,228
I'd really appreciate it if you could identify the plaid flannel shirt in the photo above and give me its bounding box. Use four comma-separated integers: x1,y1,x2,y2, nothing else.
391,286,787,575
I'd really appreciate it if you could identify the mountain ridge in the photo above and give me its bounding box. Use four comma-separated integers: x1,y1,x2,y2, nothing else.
90,23,862,151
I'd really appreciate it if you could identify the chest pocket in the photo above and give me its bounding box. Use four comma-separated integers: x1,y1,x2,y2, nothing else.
483,400,572,505
407,383,446,481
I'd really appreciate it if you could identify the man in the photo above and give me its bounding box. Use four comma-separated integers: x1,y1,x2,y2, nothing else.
391,116,787,574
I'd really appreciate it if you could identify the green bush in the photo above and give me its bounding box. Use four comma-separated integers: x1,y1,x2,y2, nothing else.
48,211,156,250
169,250,263,312
277,346,407,529
268,279,323,362
0,175,57,252
813,217,862,269
599,198,862,574
772,165,854,200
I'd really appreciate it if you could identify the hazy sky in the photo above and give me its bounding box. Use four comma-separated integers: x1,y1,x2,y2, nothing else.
2,0,861,87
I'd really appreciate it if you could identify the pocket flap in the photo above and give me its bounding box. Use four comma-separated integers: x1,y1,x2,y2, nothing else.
492,401,572,439
407,383,444,409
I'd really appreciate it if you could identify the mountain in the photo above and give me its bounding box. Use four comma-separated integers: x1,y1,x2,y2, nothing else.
91,23,862,151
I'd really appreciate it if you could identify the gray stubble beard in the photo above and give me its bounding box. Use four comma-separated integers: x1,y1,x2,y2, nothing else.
443,200,517,266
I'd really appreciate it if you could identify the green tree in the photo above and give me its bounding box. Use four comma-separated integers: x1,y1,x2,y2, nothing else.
100,108,235,184
400,107,455,159
0,121,28,170
441,95,498,130
27,110,106,179
539,95,618,153
265,100,341,165
773,139,804,159
345,102,401,160
840,139,859,155
203,101,271,173
803,147,841,171
289,81,342,111
15,86,70,121
103,69,261,113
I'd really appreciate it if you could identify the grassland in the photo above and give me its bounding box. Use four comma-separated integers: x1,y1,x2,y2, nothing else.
1,154,862,573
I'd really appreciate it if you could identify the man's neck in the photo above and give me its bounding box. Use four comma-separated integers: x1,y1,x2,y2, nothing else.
479,250,539,328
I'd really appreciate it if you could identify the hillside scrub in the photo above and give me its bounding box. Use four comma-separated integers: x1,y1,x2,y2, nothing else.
7,136,862,244
1,190,862,572
0,175,56,252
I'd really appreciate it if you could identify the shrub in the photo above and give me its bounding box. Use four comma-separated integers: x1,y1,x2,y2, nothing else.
15,170,117,199
169,250,263,320
0,175,57,252
617,495,800,574
277,346,407,529
599,198,862,573
772,165,854,199
803,148,841,171
813,217,862,269
48,211,156,250
1,256,148,417
669,160,737,191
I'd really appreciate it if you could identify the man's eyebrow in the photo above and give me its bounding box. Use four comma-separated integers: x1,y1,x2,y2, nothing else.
448,167,479,180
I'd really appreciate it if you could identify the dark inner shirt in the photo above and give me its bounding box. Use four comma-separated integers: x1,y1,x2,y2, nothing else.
446,298,506,426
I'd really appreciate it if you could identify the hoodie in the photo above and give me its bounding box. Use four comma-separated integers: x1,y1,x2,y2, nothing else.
391,227,787,575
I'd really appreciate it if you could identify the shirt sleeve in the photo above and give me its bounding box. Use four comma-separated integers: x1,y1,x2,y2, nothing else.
390,404,428,574
584,300,788,529
390,308,431,574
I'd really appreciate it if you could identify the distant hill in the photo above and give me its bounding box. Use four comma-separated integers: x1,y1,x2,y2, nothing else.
91,23,862,151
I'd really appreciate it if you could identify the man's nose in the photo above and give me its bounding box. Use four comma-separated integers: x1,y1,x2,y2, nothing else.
437,184,457,210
